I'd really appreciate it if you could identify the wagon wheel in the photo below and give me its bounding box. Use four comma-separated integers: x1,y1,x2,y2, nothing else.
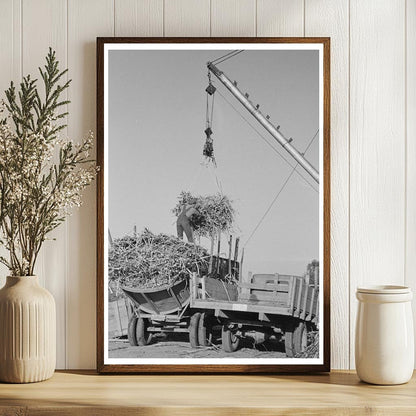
221,325,240,353
127,315,138,346
136,317,153,346
284,330,294,357
293,322,309,355
189,312,201,348
198,312,214,346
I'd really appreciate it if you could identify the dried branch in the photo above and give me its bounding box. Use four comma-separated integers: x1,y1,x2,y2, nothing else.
0,49,96,276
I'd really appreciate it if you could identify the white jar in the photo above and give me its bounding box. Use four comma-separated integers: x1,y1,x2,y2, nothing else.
355,285,414,385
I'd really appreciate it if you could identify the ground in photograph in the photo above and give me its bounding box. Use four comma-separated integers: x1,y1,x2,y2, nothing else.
108,335,286,359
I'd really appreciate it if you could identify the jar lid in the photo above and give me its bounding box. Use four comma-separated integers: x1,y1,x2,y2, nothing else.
357,285,411,294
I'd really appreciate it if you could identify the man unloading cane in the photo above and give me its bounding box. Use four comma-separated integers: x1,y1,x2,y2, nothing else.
176,202,198,243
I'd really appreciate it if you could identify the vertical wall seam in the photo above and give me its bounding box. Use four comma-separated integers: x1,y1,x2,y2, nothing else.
255,0,258,37
348,0,352,370
12,0,14,78
209,0,212,37
404,0,407,288
20,0,23,79
162,0,165,37
303,0,305,37
113,0,115,37
65,0,69,370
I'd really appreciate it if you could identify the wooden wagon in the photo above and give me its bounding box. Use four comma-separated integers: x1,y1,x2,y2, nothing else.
121,256,239,347
121,278,192,346
190,270,319,356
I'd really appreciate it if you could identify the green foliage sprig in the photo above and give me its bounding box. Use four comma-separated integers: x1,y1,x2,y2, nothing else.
0,48,96,276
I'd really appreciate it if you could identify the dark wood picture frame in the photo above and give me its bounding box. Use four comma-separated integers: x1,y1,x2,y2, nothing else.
97,37,330,374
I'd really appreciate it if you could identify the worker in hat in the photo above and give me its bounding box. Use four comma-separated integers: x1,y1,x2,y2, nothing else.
176,203,198,243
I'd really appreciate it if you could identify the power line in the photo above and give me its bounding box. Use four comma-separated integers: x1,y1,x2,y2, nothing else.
216,89,319,193
243,129,319,248
211,50,238,63
211,50,244,65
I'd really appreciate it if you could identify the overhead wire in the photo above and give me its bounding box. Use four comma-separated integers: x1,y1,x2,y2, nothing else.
210,89,215,126
211,50,244,65
206,49,320,251
216,89,319,193
211,50,238,63
243,129,319,248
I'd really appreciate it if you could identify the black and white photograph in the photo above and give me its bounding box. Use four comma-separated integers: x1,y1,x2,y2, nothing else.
98,40,330,372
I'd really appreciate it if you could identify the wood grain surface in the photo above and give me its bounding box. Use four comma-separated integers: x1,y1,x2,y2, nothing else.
0,370,415,415
211,0,256,37
349,0,406,369
22,0,68,369
67,0,114,369
406,0,416,366
305,0,349,371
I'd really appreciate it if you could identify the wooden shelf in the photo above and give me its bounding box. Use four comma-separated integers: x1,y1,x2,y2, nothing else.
0,370,415,415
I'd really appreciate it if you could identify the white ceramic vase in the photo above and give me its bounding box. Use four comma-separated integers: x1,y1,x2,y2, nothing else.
0,276,56,383
355,285,414,385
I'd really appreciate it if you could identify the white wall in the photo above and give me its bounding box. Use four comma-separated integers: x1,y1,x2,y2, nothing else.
0,0,414,370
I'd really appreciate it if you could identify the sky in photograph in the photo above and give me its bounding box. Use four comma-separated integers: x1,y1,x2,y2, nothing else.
108,48,319,276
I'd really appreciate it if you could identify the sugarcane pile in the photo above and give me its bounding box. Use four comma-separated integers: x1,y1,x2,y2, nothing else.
109,229,210,289
295,331,319,358
172,191,235,237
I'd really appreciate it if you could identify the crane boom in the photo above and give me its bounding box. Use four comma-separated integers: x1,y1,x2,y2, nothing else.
207,62,319,184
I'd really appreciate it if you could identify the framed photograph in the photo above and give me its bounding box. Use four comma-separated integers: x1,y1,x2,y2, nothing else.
97,37,330,373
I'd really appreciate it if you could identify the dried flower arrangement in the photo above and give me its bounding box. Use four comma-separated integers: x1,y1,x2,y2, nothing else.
0,49,96,276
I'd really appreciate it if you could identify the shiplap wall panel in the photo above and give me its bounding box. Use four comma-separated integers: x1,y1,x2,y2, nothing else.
211,0,256,37
67,0,114,369
406,0,416,363
305,0,350,370
115,0,163,37
164,0,210,37
0,0,415,370
349,0,406,368
0,0,21,97
257,0,303,36
0,0,21,287
0,0,13,99
22,0,68,369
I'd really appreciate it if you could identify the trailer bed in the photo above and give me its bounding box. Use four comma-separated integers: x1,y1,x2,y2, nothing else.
191,273,319,323
191,297,291,316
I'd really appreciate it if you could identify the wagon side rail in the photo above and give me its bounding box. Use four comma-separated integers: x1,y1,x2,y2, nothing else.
190,272,319,323
121,278,191,318
190,273,294,317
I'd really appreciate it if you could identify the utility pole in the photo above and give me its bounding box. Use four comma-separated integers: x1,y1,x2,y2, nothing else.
207,62,319,184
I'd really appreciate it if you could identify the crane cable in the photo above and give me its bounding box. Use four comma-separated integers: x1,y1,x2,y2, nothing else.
243,129,319,248
207,50,319,249
211,50,244,65
202,49,243,168
187,72,223,194
209,49,319,193
216,89,319,193
206,79,215,128
210,51,318,192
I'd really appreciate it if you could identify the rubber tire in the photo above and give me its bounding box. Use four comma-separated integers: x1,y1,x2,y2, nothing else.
127,315,138,346
136,317,153,346
221,325,240,353
293,322,308,355
198,312,213,346
284,330,294,357
189,312,201,348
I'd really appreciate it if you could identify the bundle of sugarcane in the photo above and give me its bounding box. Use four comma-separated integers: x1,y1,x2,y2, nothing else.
295,331,319,358
108,229,210,289
172,191,235,237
